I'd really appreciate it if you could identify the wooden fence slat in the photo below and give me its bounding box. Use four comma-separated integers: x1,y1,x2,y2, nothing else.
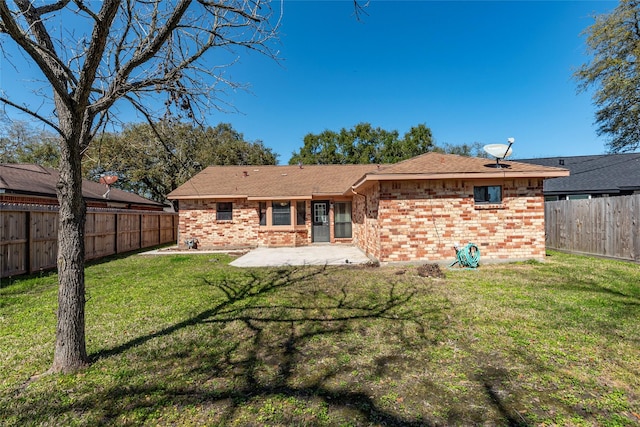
30,211,58,274
1,207,177,279
545,195,640,262
0,211,28,277
633,195,640,261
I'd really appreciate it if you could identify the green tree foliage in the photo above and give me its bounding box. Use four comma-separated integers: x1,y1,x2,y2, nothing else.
436,141,488,158
289,123,435,164
84,121,277,204
575,0,640,152
0,120,60,166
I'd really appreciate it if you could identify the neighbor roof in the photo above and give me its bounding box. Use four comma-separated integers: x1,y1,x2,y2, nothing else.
168,153,569,200
0,163,163,207
517,153,640,195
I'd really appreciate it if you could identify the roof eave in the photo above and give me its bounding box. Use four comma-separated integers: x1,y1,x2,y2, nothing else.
168,194,249,200
248,195,312,201
352,170,570,190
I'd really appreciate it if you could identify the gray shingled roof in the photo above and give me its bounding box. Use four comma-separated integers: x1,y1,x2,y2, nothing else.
517,153,640,195
0,163,163,207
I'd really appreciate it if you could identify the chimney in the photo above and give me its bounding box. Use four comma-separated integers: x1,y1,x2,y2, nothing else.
559,159,564,166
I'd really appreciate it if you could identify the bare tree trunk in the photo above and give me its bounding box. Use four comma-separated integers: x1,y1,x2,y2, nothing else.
1,0,281,374
51,128,89,373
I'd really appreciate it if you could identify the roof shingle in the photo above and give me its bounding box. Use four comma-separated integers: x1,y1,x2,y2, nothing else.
168,164,377,199
169,153,569,200
517,153,640,195
0,164,163,207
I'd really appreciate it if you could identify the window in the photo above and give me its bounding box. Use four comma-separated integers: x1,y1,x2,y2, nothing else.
296,201,306,225
474,186,501,204
216,202,232,221
334,201,352,238
259,202,267,226
272,201,291,225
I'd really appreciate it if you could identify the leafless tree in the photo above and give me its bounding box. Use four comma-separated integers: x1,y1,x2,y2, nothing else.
0,0,279,373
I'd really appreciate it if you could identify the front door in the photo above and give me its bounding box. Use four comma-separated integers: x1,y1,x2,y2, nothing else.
312,201,330,242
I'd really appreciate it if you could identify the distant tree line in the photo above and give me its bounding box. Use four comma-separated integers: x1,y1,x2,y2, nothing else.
1,120,277,205
83,121,277,205
289,122,486,165
2,119,486,204
0,120,60,167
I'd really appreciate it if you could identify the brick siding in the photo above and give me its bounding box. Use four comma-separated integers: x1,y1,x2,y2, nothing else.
352,184,381,260
178,178,547,262
178,199,313,248
355,178,546,263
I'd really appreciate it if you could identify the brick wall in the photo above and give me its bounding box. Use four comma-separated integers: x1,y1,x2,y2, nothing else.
258,229,309,247
352,183,381,260
178,178,547,261
354,178,547,263
177,199,312,248
0,195,161,211
178,199,260,248
0,195,58,205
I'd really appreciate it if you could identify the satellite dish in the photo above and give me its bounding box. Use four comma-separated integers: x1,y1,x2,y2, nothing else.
484,144,513,158
99,174,118,199
483,138,515,168
99,175,118,185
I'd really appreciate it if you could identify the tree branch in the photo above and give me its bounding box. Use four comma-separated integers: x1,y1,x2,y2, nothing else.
0,0,79,109
75,0,121,109
0,95,62,134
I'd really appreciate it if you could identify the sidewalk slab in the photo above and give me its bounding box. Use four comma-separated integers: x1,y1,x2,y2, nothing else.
230,245,371,267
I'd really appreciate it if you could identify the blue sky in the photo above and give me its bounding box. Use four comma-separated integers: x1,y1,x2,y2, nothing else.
0,1,619,164
223,0,617,163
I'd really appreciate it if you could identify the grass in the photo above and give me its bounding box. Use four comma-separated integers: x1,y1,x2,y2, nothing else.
1,251,639,426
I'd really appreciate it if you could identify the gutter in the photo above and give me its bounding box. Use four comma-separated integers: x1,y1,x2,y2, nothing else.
352,170,570,191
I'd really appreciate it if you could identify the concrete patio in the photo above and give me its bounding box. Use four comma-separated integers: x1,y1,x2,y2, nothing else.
229,245,372,267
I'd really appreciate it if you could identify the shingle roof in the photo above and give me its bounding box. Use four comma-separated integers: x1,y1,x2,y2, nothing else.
0,163,163,207
168,164,377,199
365,152,568,178
517,153,640,195
168,153,569,200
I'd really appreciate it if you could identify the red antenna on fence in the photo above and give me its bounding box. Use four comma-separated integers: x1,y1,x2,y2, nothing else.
99,174,118,199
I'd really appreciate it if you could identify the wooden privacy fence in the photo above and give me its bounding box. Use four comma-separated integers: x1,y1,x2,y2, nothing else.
1,206,177,278
545,195,640,262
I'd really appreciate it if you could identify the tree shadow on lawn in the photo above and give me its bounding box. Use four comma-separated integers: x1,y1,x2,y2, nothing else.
4,265,546,426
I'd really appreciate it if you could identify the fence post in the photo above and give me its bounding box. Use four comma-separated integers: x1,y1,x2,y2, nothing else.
629,194,640,262
26,210,32,275
114,213,119,254
174,213,177,243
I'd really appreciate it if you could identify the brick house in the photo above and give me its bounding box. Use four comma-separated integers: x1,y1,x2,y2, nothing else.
168,152,568,263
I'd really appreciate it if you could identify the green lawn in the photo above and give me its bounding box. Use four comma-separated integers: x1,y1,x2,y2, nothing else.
1,251,638,426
